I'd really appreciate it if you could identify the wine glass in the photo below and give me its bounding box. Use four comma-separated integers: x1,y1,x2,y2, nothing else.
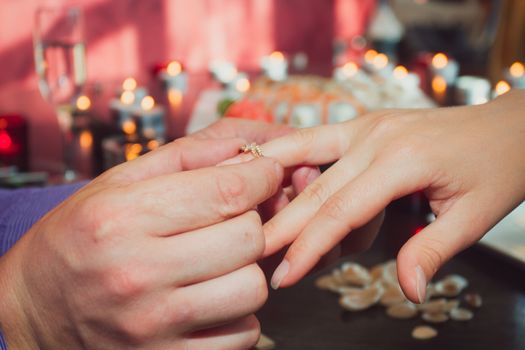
33,5,86,181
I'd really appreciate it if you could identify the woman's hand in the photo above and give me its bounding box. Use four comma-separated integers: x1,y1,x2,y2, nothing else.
257,90,525,303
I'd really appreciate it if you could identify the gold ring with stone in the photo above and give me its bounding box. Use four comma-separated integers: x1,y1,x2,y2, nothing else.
240,143,263,158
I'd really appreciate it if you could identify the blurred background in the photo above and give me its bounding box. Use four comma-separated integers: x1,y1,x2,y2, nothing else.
0,0,524,184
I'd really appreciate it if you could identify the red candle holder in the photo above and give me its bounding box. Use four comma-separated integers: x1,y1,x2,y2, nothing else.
0,114,28,170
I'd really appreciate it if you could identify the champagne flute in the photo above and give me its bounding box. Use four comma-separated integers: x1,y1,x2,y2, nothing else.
33,5,86,181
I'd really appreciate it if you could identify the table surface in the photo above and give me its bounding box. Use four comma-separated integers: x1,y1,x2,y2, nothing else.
256,200,525,350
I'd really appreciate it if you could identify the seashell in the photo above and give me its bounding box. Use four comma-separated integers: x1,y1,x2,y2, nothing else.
255,333,275,350
386,302,418,319
331,268,346,285
339,282,384,311
422,312,449,323
340,262,372,286
464,293,482,308
315,274,340,292
380,285,406,306
417,298,448,313
370,264,383,280
337,286,365,295
450,308,474,321
412,325,438,340
381,260,399,286
443,299,460,313
434,275,468,297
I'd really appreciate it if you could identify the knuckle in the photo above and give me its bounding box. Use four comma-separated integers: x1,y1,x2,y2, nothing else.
241,211,265,259
103,265,147,300
243,316,262,349
301,181,328,205
75,193,117,242
321,195,350,222
245,264,268,310
369,112,403,138
168,295,195,328
215,172,247,217
114,314,158,345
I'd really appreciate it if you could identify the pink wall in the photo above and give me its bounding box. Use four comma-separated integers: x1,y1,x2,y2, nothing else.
0,0,375,172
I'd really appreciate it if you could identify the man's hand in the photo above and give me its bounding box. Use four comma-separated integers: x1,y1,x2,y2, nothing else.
192,118,321,220
0,136,283,349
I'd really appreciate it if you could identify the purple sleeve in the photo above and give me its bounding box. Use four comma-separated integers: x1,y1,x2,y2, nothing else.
0,182,87,257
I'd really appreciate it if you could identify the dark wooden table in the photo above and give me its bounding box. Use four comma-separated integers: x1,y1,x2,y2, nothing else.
257,200,525,350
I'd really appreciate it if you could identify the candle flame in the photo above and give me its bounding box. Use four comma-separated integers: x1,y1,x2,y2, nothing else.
79,130,93,149
168,89,183,108
120,90,135,105
122,120,137,135
364,50,378,63
122,77,137,91
147,139,160,150
432,53,448,69
432,75,447,94
342,62,358,77
125,143,143,161
270,51,285,60
494,80,511,96
235,77,251,93
509,62,524,78
393,65,408,79
141,96,155,111
372,53,388,69
76,95,91,111
167,61,182,76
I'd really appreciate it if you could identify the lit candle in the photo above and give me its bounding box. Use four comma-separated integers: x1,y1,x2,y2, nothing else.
209,61,238,84
505,62,525,89
333,62,359,82
431,52,459,85
367,52,394,77
392,65,420,89
160,60,188,93
261,51,288,82
431,75,447,104
455,76,491,105
492,80,511,98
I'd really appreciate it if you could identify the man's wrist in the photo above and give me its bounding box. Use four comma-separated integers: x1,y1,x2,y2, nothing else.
0,242,38,350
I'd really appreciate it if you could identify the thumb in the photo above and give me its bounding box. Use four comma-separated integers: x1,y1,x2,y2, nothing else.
396,195,485,304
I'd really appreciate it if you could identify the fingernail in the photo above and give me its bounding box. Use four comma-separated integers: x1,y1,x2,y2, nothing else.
271,259,289,290
415,265,427,304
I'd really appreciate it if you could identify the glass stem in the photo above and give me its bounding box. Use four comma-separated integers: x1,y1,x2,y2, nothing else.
56,105,76,181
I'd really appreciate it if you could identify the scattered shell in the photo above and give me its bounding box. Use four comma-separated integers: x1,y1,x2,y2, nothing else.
412,325,438,340
380,285,406,306
464,293,483,308
422,312,449,323
337,286,364,295
331,269,346,285
386,302,418,319
434,275,468,297
370,264,384,282
450,308,474,321
339,283,383,311
340,262,372,286
381,260,399,286
418,298,448,313
255,334,275,350
443,299,460,313
315,274,340,292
